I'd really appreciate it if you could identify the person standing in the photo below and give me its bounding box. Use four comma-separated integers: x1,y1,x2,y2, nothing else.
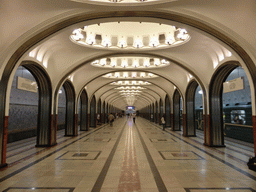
108,113,114,126
161,115,165,131
97,113,100,125
132,113,136,123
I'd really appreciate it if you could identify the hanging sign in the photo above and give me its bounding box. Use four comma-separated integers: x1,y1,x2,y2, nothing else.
17,76,38,93
223,77,244,93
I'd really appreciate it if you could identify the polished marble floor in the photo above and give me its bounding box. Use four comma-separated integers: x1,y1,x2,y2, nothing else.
0,117,256,192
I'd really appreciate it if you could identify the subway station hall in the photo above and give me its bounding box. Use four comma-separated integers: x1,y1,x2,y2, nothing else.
1,1,256,191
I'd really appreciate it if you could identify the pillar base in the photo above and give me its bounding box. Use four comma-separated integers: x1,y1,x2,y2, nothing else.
208,144,226,147
35,143,57,148
247,157,256,171
64,134,78,137
182,134,197,137
0,163,8,169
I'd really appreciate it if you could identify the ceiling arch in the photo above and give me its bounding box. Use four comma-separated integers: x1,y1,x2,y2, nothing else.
2,4,256,117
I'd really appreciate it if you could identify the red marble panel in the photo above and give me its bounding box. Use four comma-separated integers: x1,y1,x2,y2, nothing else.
74,114,78,135
55,115,58,144
183,114,187,136
2,116,8,165
203,114,206,145
207,114,211,146
87,114,90,128
50,114,53,145
252,115,256,156
171,113,174,129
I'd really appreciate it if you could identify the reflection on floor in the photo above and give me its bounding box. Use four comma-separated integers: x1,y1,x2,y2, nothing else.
0,117,256,192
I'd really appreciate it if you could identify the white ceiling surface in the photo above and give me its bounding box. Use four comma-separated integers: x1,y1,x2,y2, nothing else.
1,0,256,111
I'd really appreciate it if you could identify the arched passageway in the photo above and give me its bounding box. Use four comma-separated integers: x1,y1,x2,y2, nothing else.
222,66,253,142
22,63,53,147
62,80,77,136
165,95,171,128
90,96,96,128
102,101,106,124
159,98,163,125
195,86,204,131
97,98,101,125
184,80,199,137
151,103,154,122
209,62,240,146
80,89,88,131
173,90,181,131
155,101,158,124
57,86,66,136
8,66,39,144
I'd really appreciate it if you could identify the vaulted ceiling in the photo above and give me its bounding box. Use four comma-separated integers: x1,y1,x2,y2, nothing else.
1,0,256,111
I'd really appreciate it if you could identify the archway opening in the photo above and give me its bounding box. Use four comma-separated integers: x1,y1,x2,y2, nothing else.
57,86,66,136
159,98,163,125
185,80,198,137
222,67,253,143
62,81,76,136
97,99,102,125
151,103,154,122
90,96,96,128
165,95,171,128
8,66,39,143
155,101,158,124
80,89,88,131
209,62,240,146
173,90,181,131
195,86,204,132
8,63,52,147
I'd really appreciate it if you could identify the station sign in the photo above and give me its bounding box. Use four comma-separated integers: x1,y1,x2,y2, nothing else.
17,76,38,93
223,77,244,93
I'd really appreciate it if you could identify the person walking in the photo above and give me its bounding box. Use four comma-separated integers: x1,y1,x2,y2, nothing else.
161,115,166,131
97,113,101,125
108,113,115,126
132,113,136,123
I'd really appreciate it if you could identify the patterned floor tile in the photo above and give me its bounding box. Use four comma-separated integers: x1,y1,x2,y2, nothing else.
55,151,101,160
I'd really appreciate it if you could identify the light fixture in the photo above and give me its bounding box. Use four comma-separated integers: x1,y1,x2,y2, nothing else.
121,60,128,68
161,59,169,64
132,73,137,78
86,32,95,45
115,73,120,78
165,35,174,45
149,34,159,47
100,59,106,66
111,61,117,67
133,59,139,68
72,29,84,41
144,61,150,67
176,29,188,40
133,36,143,48
119,36,127,48
102,35,111,47
154,59,160,66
